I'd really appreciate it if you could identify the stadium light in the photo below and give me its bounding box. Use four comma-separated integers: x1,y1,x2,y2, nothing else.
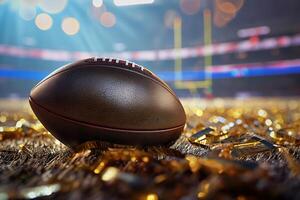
237,26,271,38
113,0,154,6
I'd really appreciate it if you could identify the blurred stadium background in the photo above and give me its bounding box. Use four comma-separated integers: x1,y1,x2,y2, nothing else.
0,0,299,98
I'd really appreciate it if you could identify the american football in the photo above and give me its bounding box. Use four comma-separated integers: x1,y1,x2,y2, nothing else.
29,57,186,147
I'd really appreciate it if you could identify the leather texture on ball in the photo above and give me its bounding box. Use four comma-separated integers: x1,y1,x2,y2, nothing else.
29,58,186,147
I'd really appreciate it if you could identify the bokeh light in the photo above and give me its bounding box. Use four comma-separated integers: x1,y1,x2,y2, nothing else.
214,10,235,27
61,17,80,35
19,5,36,21
214,0,244,27
146,193,158,200
92,0,103,8
100,12,116,28
218,1,236,14
216,0,244,14
114,0,154,6
180,0,201,15
39,0,68,14
91,2,106,20
35,13,53,31
21,0,40,7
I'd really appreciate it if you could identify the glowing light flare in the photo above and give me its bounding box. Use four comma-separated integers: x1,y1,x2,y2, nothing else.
146,193,158,200
142,156,149,162
61,17,80,35
101,167,119,182
265,119,273,126
258,109,268,118
100,12,116,28
94,161,105,174
114,0,154,6
35,13,53,31
0,115,7,123
39,0,68,14
92,0,103,7
180,0,201,15
195,109,203,117
21,184,61,199
16,119,26,128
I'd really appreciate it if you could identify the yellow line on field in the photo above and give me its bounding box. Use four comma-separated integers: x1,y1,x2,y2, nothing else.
175,80,211,89
173,10,213,94
173,17,182,82
204,9,212,82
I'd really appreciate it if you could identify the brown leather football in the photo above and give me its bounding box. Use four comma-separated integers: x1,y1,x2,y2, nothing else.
29,58,186,147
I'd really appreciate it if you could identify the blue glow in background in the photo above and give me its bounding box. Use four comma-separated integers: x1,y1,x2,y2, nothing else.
0,0,300,97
